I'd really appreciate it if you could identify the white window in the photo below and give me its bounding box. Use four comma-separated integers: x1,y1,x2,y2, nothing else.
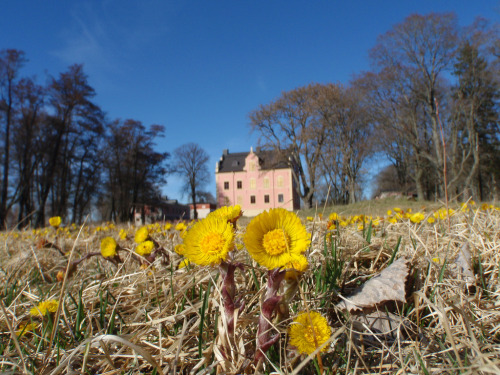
277,176,284,188
250,178,256,189
263,178,269,189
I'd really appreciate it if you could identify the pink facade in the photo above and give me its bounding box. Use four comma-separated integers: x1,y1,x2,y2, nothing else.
215,148,300,216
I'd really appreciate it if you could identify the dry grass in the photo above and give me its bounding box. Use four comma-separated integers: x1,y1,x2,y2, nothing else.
0,202,499,374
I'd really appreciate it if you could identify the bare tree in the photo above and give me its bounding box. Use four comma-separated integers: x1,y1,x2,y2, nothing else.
317,84,374,204
172,143,210,219
450,24,500,200
12,78,45,226
34,64,103,226
103,119,169,222
0,49,26,228
249,84,328,208
369,13,459,197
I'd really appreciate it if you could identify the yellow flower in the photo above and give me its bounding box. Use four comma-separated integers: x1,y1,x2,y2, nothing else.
30,299,59,317
388,217,397,224
410,212,425,223
178,258,191,269
49,216,62,228
135,226,150,243
284,255,308,280
175,222,187,231
328,212,339,221
136,240,155,256
119,229,127,240
427,217,436,224
393,207,402,213
17,322,38,337
306,216,313,222
100,237,118,258
386,210,392,216
244,208,310,270
207,205,242,223
289,311,331,355
432,257,442,265
182,216,234,266
174,243,185,255
164,222,172,231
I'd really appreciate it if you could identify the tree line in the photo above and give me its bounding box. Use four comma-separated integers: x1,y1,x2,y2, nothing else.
250,13,499,208
0,52,169,228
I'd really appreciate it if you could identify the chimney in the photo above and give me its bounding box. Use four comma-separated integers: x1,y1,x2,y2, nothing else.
223,149,229,156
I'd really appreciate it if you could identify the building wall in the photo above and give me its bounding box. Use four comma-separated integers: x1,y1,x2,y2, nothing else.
189,203,216,219
216,151,297,216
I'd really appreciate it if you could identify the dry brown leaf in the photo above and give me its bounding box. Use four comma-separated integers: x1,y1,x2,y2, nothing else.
351,310,405,339
453,243,475,286
337,257,409,312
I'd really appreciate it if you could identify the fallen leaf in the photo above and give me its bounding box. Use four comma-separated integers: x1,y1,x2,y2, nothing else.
337,258,409,312
351,310,405,339
453,243,475,286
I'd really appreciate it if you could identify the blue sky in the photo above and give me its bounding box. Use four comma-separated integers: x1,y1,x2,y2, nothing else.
1,1,499,203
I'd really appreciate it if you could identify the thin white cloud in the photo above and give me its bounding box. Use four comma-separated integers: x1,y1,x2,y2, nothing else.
51,1,172,83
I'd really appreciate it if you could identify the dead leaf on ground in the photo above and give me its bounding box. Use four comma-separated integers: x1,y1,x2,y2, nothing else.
337,257,409,312
452,243,475,287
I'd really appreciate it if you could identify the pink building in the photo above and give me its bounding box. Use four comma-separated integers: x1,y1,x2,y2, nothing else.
215,147,300,216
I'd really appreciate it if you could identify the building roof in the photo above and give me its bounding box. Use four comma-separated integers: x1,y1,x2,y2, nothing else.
216,148,289,173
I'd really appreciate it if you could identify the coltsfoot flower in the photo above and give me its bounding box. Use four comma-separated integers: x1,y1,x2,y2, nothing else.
119,229,127,240
16,322,38,337
410,212,425,223
178,258,191,269
207,204,242,223
284,255,309,281
175,222,187,232
244,208,310,270
136,240,155,256
30,299,59,317
49,216,62,228
182,216,234,266
134,226,150,244
100,237,118,258
289,311,331,355
174,243,185,255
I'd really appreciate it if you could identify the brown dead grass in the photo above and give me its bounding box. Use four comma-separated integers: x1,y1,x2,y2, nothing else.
0,204,499,374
